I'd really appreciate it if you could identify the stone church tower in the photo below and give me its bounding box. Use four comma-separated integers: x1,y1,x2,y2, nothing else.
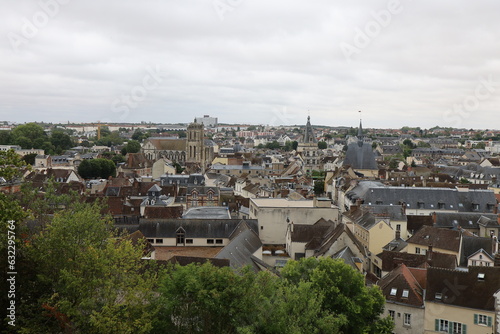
186,119,206,172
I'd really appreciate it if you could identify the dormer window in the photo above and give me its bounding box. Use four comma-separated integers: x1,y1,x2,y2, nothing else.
417,201,424,209
176,228,185,245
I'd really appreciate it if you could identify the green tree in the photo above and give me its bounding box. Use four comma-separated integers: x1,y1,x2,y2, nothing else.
12,123,46,145
50,130,74,154
78,158,116,179
265,141,280,150
318,141,327,149
16,199,160,333
314,180,325,196
0,149,31,182
22,153,37,166
121,140,141,155
0,131,12,145
292,140,298,150
153,262,343,334
281,257,392,334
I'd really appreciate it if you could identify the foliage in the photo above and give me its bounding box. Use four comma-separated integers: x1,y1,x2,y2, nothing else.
132,129,150,142
313,180,325,195
0,190,160,333
121,140,141,155
459,177,471,184
0,149,31,182
153,262,343,334
50,130,74,154
22,153,37,166
281,257,392,334
95,131,124,147
317,141,327,149
265,141,281,150
78,158,116,179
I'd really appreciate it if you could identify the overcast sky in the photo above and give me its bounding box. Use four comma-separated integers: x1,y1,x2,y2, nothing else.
2,1,500,129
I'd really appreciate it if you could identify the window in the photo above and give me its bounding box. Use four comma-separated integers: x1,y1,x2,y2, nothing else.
147,238,154,243
176,229,185,244
435,292,442,300
402,289,409,298
417,201,424,209
396,224,401,231
438,319,449,332
475,314,492,326
403,313,411,326
390,288,397,296
388,310,395,320
416,247,421,254
207,239,214,244
453,322,463,334
155,238,163,244
438,202,445,209
185,239,193,244
215,239,223,244
478,273,485,281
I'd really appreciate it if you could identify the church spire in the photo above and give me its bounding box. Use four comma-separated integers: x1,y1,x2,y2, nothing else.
357,111,363,138
303,115,316,144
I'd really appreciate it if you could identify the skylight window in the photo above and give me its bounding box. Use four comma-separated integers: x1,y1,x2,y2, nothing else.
478,273,485,281
402,289,409,298
390,288,397,296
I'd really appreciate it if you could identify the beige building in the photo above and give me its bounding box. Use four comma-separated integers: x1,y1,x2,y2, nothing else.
406,226,463,263
343,206,395,276
424,266,499,334
249,197,340,245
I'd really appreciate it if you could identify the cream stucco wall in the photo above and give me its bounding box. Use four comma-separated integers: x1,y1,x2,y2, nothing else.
383,302,424,334
424,302,495,334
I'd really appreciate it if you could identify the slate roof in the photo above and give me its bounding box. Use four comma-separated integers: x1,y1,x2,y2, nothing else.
343,141,378,170
332,246,363,271
460,236,494,266
182,207,231,220
426,266,500,311
362,187,496,213
315,223,367,257
433,212,498,230
343,206,388,230
378,264,425,308
215,221,264,271
362,204,407,221
406,225,461,252
138,219,258,239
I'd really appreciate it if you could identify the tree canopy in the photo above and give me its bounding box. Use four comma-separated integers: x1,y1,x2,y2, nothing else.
77,158,116,179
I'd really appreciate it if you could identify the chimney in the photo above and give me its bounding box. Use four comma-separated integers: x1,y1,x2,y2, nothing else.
427,245,433,262
395,230,401,240
432,212,437,224
495,253,500,267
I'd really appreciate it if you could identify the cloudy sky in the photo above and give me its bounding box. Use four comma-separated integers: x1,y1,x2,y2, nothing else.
2,1,500,129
